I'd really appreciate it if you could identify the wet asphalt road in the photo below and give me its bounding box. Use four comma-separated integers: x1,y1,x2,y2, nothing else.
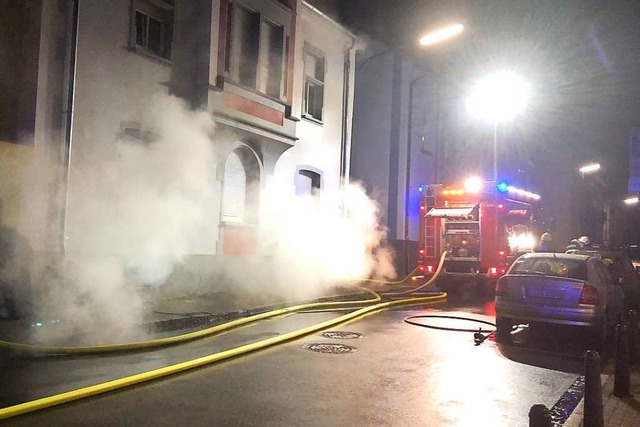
0,291,598,426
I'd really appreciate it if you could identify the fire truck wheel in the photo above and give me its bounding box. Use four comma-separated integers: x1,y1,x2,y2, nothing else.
495,317,513,343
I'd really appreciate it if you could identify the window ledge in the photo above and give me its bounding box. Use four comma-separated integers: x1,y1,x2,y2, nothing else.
301,114,323,126
127,45,172,67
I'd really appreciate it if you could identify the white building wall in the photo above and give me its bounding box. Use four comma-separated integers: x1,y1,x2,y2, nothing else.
270,2,354,195
65,0,220,255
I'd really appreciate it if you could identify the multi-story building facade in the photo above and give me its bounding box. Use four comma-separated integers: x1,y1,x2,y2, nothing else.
0,0,358,305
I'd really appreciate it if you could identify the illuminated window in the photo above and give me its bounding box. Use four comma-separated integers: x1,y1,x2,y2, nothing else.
132,0,174,60
303,48,325,122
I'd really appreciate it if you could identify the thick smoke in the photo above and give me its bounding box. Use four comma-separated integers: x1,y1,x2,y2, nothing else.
8,93,395,345
257,183,396,301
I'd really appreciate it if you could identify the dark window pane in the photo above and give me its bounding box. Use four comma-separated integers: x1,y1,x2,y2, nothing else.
265,23,283,97
148,16,162,55
135,11,146,47
306,81,323,120
315,56,325,82
237,7,259,87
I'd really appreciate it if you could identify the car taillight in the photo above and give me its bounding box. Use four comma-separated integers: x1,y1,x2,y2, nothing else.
579,283,599,305
487,266,507,278
496,277,509,296
418,265,425,272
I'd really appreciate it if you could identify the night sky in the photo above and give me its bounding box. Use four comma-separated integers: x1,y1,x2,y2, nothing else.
335,0,640,191
310,0,640,242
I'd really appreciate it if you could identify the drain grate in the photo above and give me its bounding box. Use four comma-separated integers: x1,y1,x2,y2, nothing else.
303,343,357,354
321,331,363,339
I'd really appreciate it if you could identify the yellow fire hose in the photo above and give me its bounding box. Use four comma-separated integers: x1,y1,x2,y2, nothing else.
0,253,445,355
0,252,448,419
0,293,446,420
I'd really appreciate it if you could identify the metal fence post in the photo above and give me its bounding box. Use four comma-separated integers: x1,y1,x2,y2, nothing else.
614,323,631,397
584,350,604,427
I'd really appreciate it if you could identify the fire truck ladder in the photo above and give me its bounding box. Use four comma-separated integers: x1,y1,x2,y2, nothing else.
424,194,438,258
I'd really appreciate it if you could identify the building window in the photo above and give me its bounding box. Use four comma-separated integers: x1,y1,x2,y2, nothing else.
295,169,322,196
132,0,174,60
222,146,260,223
226,2,286,100
259,20,284,98
303,49,325,122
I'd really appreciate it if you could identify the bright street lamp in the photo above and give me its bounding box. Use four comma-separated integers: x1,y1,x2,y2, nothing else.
418,23,464,47
579,163,601,175
466,71,530,181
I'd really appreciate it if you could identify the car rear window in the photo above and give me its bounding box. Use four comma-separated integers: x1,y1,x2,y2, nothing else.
625,247,640,260
509,257,587,280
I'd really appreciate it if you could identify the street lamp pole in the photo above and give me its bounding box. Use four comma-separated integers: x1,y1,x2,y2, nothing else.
493,122,498,182
467,71,529,182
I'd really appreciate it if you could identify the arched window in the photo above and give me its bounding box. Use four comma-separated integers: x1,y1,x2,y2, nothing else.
222,146,260,223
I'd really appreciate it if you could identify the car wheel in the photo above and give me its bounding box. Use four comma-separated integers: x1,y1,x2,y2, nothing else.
495,317,513,343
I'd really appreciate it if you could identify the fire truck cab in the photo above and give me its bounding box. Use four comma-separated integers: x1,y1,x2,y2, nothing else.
418,177,540,291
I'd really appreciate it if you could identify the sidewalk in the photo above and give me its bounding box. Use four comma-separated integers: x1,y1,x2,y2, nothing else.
564,365,640,426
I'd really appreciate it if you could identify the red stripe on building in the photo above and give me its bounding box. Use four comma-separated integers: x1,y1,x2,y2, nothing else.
224,92,284,126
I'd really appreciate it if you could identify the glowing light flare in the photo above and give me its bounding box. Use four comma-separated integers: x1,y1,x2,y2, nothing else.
466,71,530,123
624,196,639,205
508,233,536,250
418,23,464,47
505,185,540,201
579,163,601,174
442,189,465,196
464,176,483,194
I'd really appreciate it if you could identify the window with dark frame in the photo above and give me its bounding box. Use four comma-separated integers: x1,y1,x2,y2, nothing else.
226,2,287,100
303,49,325,122
295,169,322,196
132,0,174,60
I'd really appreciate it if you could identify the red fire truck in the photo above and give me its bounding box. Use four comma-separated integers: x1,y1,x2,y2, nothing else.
417,177,541,291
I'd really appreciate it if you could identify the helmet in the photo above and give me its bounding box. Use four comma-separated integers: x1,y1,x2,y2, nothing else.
540,232,552,242
578,236,591,245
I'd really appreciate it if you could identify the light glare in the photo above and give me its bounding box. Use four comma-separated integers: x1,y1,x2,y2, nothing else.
467,71,530,123
579,163,601,174
419,24,464,46
624,196,639,205
464,176,483,193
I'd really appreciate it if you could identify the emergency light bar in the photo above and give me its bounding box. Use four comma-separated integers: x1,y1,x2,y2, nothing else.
496,181,540,201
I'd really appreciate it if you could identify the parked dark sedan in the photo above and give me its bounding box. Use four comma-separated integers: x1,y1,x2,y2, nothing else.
568,249,640,313
494,253,625,348
623,245,640,271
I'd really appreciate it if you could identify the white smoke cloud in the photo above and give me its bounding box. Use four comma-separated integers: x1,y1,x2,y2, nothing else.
10,93,396,345
256,182,396,301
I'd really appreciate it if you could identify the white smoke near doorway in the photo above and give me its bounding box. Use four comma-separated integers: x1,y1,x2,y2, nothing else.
12,92,395,345
255,182,397,301
20,93,218,345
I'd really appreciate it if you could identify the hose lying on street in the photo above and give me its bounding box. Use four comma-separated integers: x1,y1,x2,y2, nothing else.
0,252,449,356
404,314,497,345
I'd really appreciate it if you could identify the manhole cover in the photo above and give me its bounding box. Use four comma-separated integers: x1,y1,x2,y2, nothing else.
303,343,357,354
321,331,363,339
